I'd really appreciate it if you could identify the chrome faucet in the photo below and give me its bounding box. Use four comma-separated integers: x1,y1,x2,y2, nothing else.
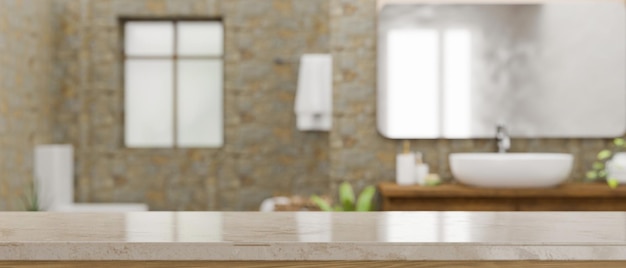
496,124,510,153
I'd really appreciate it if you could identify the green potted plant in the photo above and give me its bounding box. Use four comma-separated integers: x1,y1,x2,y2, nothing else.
586,138,626,189
310,182,376,211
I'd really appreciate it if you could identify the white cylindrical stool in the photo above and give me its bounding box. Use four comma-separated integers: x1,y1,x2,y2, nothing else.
34,144,74,211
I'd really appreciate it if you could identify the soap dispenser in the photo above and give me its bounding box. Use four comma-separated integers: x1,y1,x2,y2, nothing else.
396,140,416,185
414,152,429,185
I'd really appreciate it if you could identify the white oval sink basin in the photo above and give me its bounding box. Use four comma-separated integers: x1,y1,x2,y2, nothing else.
449,153,574,188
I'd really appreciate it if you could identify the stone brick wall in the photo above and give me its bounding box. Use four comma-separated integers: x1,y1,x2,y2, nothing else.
0,0,616,211
55,0,331,211
0,0,57,210
328,0,395,194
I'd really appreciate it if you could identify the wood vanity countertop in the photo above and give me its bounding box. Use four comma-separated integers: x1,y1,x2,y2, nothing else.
378,182,626,198
378,182,626,211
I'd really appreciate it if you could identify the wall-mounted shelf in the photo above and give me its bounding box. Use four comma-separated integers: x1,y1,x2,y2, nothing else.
378,182,626,211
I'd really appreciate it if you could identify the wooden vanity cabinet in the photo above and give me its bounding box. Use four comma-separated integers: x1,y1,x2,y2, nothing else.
378,182,626,211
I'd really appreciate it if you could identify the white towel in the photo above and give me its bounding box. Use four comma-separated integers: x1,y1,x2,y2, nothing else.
295,54,332,131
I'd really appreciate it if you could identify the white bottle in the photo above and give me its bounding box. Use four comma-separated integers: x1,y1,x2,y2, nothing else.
396,153,416,185
396,140,416,185
414,152,429,185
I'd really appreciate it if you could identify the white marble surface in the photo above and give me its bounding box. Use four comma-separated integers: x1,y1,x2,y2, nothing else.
1,212,626,260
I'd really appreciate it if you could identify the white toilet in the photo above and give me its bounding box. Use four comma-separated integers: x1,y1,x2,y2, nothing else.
34,145,148,212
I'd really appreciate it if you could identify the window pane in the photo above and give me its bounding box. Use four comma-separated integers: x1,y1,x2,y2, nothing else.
177,60,223,147
125,21,174,56
177,21,223,56
125,60,174,147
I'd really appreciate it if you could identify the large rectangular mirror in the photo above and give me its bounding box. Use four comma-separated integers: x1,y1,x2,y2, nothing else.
377,0,626,138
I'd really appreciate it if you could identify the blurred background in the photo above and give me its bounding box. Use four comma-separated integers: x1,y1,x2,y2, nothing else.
0,0,621,211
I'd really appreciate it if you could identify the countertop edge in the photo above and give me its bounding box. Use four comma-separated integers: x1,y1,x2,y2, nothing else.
2,242,626,261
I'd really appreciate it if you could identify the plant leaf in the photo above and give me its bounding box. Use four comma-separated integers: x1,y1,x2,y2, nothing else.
615,138,625,147
310,195,333,212
608,178,619,189
586,170,598,180
339,182,355,211
333,205,343,211
355,186,376,211
598,170,607,178
592,161,605,170
598,149,612,160
21,180,39,211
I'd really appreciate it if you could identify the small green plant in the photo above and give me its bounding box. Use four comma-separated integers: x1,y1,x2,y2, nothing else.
586,138,626,189
21,180,40,211
310,182,376,211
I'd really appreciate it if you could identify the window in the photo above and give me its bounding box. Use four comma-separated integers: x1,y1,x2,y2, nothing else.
123,20,224,148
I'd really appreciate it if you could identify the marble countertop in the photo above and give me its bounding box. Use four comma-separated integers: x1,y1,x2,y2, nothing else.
1,212,626,261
